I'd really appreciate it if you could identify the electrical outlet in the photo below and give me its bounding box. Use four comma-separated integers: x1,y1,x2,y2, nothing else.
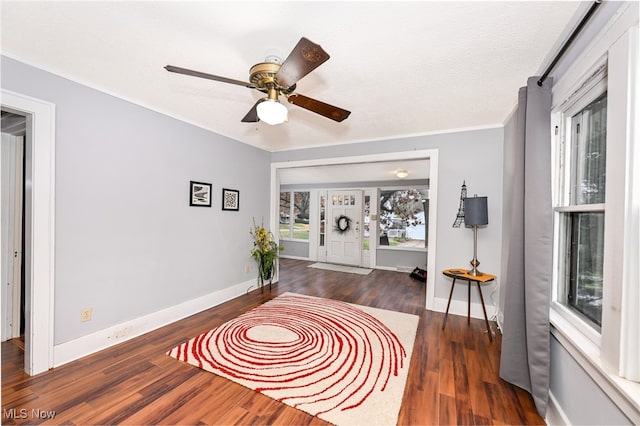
245,264,250,273
81,308,92,322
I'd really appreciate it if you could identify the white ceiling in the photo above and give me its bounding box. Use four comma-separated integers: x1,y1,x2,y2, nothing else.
0,1,582,153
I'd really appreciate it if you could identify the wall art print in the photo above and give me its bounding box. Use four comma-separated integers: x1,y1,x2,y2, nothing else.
222,188,240,211
190,181,212,207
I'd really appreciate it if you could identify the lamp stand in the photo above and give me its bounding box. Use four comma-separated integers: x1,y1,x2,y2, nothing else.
469,225,482,276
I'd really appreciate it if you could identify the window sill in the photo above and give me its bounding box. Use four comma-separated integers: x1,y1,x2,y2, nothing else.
549,308,640,423
279,238,310,243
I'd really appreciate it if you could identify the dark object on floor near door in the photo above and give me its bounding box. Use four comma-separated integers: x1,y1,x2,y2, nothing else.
410,267,427,282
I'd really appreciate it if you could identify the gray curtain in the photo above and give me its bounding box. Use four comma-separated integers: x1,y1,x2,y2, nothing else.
499,77,553,417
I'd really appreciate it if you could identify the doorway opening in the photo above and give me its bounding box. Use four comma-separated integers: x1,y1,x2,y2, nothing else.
1,90,56,376
271,149,439,310
1,110,26,350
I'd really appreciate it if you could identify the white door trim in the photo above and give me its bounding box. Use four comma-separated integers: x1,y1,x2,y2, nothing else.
271,149,438,311
1,89,56,375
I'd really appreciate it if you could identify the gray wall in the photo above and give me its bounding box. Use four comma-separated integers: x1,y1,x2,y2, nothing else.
1,56,271,344
376,249,427,271
549,335,631,425
280,240,309,258
272,127,504,308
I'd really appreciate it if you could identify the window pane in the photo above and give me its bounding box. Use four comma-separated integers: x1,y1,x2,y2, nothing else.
363,195,370,251
292,192,310,240
567,212,604,328
379,188,426,249
571,92,607,205
319,195,326,247
279,192,291,239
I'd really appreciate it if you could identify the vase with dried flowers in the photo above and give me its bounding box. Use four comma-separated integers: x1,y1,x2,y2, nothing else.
250,218,281,292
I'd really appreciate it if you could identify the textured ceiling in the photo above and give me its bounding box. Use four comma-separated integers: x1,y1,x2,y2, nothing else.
0,1,582,152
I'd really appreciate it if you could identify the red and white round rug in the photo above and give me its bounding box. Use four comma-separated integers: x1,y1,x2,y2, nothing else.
167,292,419,425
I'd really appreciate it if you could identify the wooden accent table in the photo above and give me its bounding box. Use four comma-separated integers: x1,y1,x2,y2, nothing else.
441,268,496,341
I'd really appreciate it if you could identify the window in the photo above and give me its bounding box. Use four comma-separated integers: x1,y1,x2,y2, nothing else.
279,191,310,240
563,211,605,327
549,7,638,416
279,192,290,238
378,188,428,249
319,194,326,246
556,92,607,331
363,195,370,251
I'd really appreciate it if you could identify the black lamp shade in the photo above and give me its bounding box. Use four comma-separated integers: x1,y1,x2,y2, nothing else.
464,196,488,226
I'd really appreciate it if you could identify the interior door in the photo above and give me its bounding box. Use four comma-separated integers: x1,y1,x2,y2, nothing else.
326,190,362,266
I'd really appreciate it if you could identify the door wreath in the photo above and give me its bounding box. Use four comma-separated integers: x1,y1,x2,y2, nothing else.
334,215,352,234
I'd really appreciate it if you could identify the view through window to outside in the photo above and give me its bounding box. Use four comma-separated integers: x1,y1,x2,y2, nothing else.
379,188,427,249
279,191,310,240
563,92,607,328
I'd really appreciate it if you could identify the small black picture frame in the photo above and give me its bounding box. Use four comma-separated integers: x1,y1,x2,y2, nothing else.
189,181,212,207
222,188,239,211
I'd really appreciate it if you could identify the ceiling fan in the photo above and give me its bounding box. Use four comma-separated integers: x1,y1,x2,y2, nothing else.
165,37,351,125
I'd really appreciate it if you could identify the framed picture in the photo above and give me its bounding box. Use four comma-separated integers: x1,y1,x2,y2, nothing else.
222,188,239,211
189,181,212,207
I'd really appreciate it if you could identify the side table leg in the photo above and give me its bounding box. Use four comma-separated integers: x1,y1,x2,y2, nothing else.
467,279,471,324
476,281,493,342
442,278,457,330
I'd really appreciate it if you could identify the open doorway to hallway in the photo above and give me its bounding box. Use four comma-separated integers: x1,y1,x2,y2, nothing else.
272,149,439,311
1,109,26,358
2,90,56,376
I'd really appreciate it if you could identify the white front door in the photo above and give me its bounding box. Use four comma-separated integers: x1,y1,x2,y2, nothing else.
326,190,362,266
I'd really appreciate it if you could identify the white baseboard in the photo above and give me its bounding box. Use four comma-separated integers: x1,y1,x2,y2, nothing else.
432,296,497,321
279,255,309,261
53,278,255,367
547,391,571,425
373,265,398,272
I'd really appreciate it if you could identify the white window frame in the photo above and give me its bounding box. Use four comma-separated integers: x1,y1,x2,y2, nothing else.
549,8,639,421
551,62,607,346
279,190,311,242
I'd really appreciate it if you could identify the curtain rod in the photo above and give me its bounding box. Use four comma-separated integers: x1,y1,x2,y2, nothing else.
537,0,603,87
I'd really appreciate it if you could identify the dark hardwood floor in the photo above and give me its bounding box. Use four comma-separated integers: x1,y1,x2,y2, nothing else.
2,258,544,425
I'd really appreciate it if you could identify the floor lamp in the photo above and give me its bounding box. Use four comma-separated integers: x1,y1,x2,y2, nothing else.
464,196,488,276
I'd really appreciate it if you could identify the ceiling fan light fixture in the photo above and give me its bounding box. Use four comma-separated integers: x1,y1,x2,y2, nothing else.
257,99,288,125
165,37,350,124
396,169,409,179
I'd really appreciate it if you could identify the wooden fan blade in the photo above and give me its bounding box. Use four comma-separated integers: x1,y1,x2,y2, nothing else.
165,65,255,88
241,99,265,123
287,94,351,122
275,37,330,88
